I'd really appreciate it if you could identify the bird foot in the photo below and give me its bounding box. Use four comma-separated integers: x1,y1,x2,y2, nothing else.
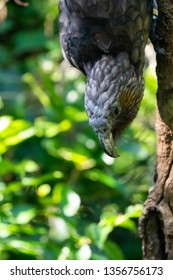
150,0,168,55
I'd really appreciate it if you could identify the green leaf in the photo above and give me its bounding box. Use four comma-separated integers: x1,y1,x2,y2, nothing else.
87,223,113,249
104,240,124,260
14,30,47,54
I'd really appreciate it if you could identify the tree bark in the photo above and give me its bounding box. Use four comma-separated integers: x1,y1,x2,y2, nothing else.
139,0,173,259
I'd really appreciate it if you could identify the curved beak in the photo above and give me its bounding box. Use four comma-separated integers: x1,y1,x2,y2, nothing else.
97,130,119,158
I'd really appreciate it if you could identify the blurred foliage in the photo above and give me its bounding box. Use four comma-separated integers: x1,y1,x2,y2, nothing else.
0,0,157,260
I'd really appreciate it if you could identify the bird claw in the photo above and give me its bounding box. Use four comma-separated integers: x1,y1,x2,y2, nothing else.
153,44,167,56
151,35,167,55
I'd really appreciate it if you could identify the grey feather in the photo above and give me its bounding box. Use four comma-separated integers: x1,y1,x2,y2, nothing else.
59,0,153,157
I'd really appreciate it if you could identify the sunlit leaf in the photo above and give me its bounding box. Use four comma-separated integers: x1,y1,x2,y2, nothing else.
34,117,72,137
63,190,81,217
125,204,143,218
2,238,43,256
0,117,35,153
76,244,91,260
49,217,70,242
37,184,51,197
54,148,96,170
11,204,36,225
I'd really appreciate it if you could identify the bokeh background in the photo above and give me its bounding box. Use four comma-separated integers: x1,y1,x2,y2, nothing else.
0,0,157,260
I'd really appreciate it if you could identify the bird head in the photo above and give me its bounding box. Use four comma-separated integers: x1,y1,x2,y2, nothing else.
84,53,144,158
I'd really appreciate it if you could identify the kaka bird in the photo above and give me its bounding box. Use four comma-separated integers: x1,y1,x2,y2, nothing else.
59,0,155,157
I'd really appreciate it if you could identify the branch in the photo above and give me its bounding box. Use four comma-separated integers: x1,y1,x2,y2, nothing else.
139,0,173,260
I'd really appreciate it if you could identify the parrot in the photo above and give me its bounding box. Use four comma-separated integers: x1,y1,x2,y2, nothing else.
59,0,158,157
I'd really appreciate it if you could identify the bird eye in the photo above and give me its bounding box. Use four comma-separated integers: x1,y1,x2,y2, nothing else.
114,106,120,116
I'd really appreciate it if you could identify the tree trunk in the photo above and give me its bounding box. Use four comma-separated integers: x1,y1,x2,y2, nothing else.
139,0,173,259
